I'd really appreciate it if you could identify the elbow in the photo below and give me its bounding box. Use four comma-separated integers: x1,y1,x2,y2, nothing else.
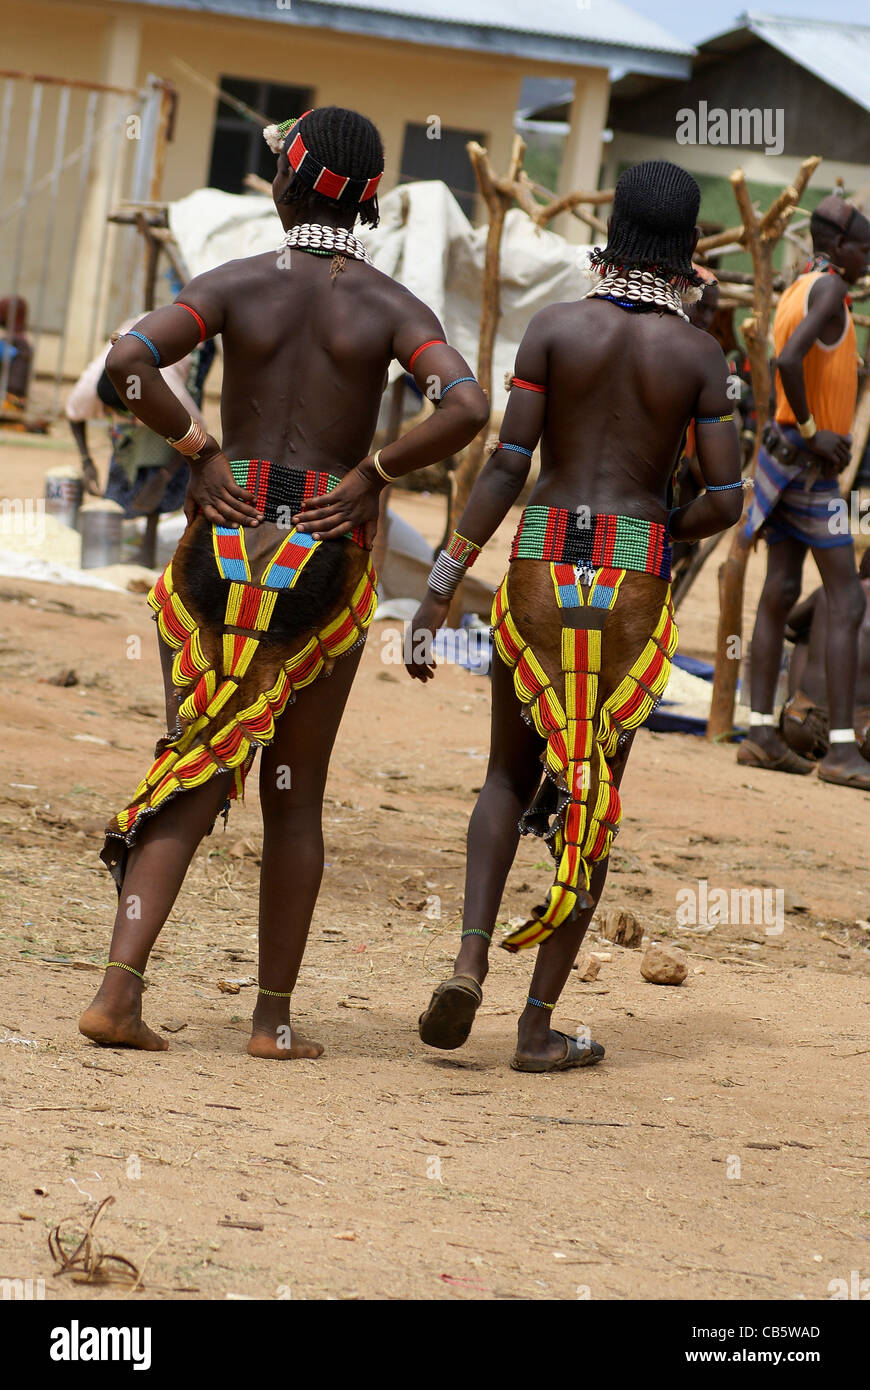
490,448,531,495
718,492,745,528
445,385,489,438
105,341,133,392
470,391,490,433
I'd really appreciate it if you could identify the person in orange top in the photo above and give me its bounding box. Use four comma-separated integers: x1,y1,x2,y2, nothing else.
739,197,870,789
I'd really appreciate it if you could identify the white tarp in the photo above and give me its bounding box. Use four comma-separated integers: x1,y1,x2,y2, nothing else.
168,181,598,410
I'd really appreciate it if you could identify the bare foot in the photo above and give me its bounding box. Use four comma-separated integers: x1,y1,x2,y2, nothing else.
79,1003,168,1051
247,1024,324,1060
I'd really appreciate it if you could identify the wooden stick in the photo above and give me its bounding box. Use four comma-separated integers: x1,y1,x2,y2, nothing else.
696,225,746,254
446,137,525,622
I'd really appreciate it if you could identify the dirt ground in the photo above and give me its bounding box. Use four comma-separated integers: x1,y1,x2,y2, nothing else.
1,436,869,1303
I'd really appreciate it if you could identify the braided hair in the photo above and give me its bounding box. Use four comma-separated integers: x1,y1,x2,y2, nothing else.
590,160,703,289
271,106,384,228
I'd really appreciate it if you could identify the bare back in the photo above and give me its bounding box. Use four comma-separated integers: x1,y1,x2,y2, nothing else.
191,251,425,474
520,298,733,522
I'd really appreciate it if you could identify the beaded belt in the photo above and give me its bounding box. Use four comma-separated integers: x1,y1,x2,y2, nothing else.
510,505,671,581
228,460,366,545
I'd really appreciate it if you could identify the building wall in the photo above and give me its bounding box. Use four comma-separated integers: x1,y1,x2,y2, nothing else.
1,0,609,377
609,39,870,166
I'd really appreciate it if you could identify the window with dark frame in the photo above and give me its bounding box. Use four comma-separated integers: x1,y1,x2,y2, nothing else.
399,122,485,220
207,77,314,194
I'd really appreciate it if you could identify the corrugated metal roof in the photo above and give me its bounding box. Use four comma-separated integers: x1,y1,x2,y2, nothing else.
719,13,870,115
116,0,694,72
307,0,694,54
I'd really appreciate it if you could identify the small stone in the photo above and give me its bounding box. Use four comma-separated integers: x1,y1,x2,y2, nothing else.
692,966,705,975
640,943,689,986
600,907,643,949
590,951,611,963
574,953,601,982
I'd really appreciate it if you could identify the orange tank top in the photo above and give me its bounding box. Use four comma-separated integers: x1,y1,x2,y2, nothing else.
774,270,858,434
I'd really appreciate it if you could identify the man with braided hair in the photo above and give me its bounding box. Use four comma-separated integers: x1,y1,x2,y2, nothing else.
79,106,488,1059
407,159,743,1073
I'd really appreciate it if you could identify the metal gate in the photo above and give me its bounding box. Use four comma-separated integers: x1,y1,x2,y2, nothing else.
0,70,173,414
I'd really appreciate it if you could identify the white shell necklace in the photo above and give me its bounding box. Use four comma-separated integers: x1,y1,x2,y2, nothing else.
585,267,689,322
280,222,373,266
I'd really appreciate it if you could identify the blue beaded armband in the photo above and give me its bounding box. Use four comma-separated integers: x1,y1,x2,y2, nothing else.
705,480,743,491
498,442,534,458
439,375,477,399
125,330,161,366
695,413,734,424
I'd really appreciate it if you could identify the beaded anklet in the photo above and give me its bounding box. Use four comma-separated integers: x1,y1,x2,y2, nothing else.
106,961,145,981
258,987,293,998
527,996,555,1011
461,929,491,940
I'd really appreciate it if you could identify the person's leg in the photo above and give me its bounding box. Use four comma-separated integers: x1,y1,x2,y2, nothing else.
451,649,547,986
79,769,234,1048
512,735,634,1066
812,542,870,785
247,644,364,1060
746,534,809,758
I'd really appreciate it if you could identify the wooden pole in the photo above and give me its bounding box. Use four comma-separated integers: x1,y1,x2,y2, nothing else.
445,136,524,623
707,156,822,739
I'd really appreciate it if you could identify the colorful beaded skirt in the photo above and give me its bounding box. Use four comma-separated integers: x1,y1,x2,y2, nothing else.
101,464,377,886
511,504,671,581
493,510,677,952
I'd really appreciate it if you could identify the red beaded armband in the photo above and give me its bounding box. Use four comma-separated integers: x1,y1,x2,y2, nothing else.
511,377,546,394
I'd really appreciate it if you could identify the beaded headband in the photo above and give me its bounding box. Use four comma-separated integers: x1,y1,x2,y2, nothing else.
263,112,382,204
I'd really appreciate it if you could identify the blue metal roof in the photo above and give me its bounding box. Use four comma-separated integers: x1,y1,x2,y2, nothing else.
115,0,693,75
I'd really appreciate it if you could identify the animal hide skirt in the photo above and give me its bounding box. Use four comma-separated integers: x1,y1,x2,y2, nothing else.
101,465,377,887
491,506,677,951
